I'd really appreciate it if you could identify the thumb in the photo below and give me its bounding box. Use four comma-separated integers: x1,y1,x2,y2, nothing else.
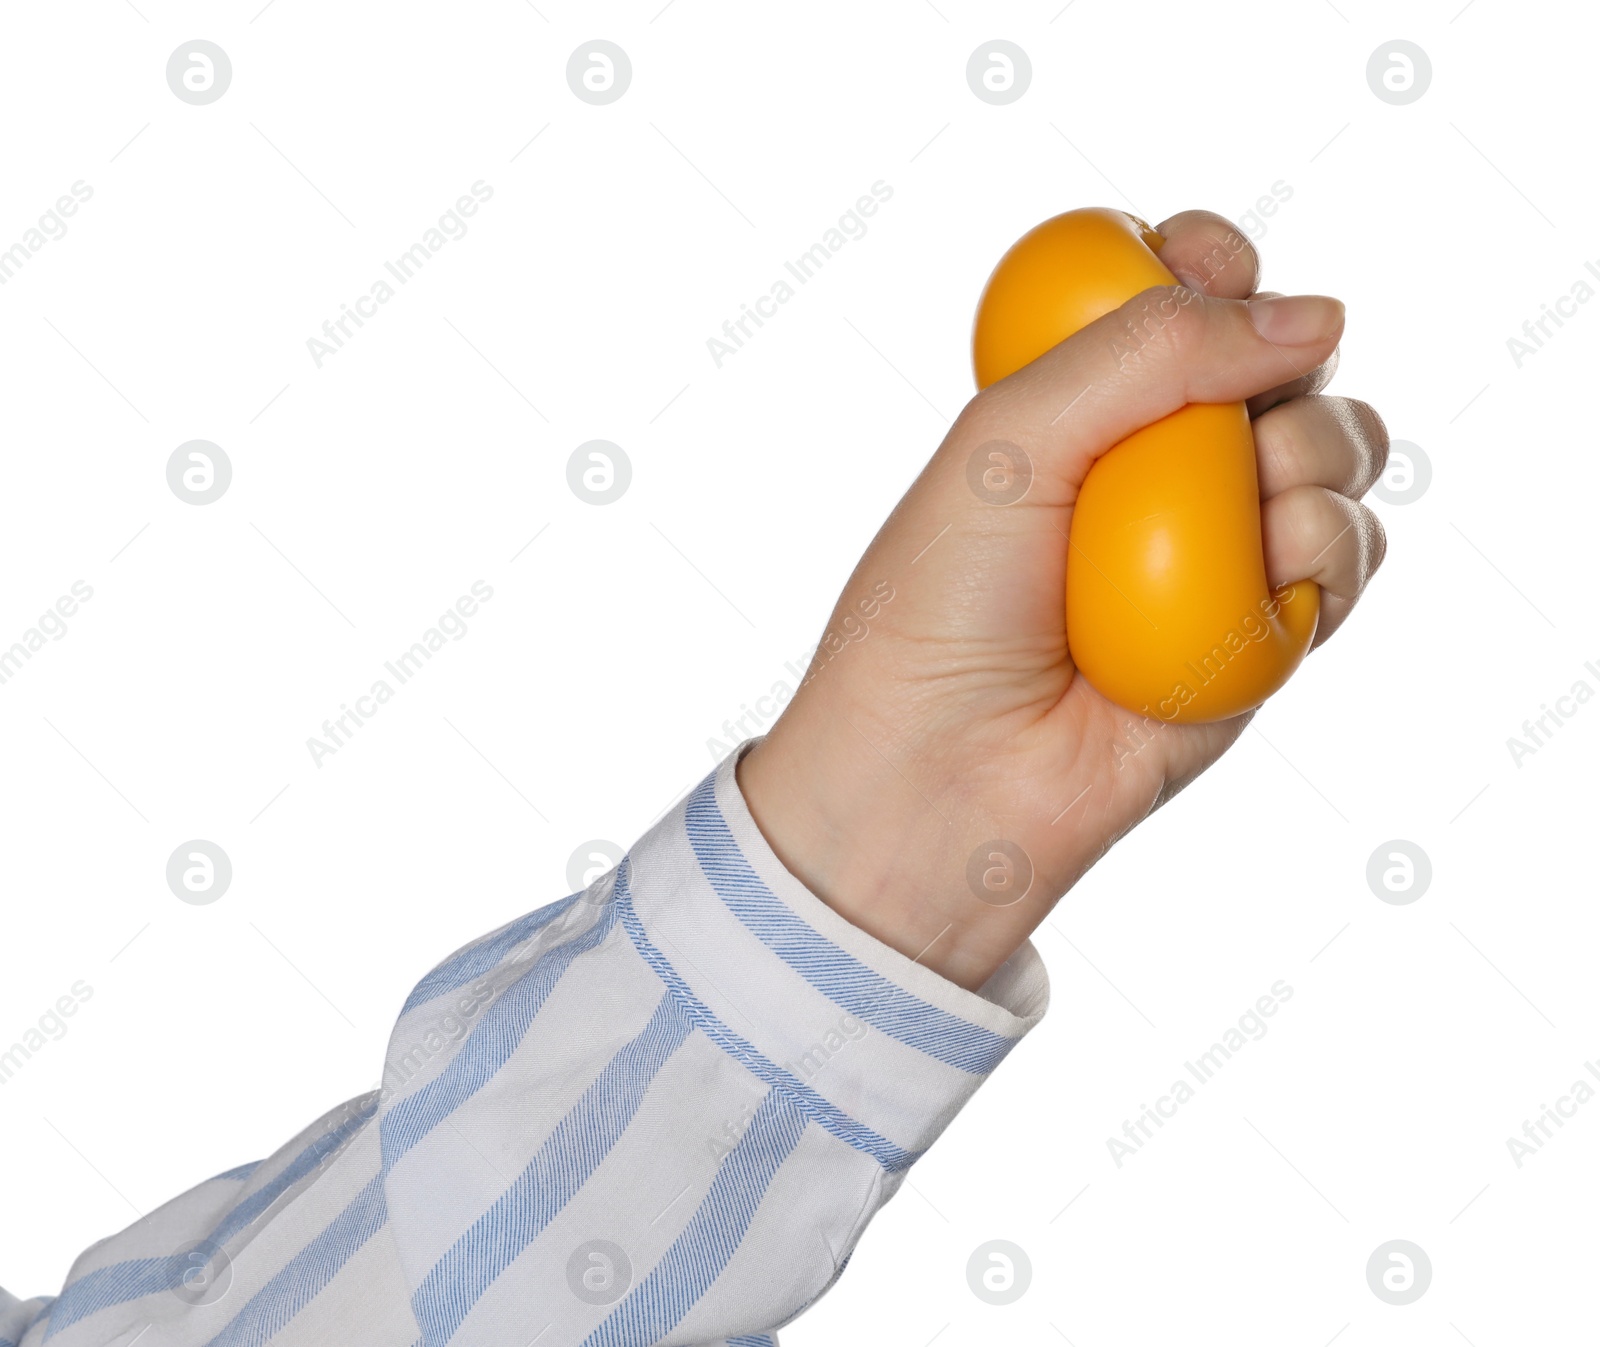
952,286,1345,503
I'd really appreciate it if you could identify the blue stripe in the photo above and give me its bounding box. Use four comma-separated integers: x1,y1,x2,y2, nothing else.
615,862,919,1172
380,902,618,1169
409,987,693,1347
685,778,1015,1075
727,1337,777,1346
401,892,583,1016
203,1176,388,1347
43,1261,172,1341
44,1100,377,1339
40,878,616,1343
583,1092,807,1346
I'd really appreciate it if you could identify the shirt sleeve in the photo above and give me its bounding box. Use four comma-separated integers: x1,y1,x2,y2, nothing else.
8,738,1048,1347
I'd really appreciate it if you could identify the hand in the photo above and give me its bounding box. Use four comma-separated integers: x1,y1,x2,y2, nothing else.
737,210,1389,991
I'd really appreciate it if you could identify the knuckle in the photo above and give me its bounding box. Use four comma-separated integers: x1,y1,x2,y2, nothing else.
948,386,1042,486
955,381,1025,445
1344,397,1391,481
1305,346,1341,395
1347,396,1390,450
1315,396,1388,494
1362,503,1389,579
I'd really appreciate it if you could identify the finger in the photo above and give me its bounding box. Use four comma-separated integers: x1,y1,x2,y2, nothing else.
1253,395,1390,499
1152,210,1260,299
1261,485,1387,647
955,286,1346,503
1235,289,1338,415
1245,348,1340,417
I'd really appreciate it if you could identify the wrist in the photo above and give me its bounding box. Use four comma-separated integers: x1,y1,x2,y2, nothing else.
737,711,1068,992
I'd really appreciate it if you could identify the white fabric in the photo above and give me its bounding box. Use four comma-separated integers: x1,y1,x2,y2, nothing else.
0,741,1048,1347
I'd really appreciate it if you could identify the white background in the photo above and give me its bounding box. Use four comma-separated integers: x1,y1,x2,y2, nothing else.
0,1,1593,1342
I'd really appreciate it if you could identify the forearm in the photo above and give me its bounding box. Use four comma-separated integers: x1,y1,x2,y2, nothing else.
18,742,1046,1347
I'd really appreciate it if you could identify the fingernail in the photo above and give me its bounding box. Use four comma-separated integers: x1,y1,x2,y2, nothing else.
1247,294,1344,346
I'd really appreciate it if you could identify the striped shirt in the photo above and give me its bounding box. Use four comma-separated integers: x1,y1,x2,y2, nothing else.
1,742,1049,1346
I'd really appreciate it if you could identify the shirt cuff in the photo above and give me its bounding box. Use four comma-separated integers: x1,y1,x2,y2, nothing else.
617,738,1049,1166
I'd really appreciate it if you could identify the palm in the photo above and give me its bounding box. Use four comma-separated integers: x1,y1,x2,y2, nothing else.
867,554,1249,896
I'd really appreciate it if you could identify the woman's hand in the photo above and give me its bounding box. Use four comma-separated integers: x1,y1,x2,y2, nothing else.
737,210,1389,991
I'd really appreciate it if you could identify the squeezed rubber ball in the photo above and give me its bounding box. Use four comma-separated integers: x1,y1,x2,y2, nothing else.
971,206,1320,724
